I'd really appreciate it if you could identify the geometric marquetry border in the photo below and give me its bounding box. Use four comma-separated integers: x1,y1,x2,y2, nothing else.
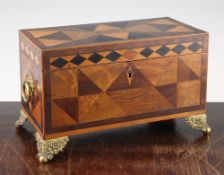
50,41,202,70
20,41,40,66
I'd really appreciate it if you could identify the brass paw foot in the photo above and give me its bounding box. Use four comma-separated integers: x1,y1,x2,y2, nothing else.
35,133,69,163
186,114,211,134
15,111,28,127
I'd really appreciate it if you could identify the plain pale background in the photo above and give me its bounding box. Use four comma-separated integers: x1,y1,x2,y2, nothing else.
0,0,223,101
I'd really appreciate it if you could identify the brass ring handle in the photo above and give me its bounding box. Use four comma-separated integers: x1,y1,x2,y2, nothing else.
22,73,34,103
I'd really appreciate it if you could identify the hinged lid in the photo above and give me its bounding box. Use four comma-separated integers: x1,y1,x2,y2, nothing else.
20,17,208,71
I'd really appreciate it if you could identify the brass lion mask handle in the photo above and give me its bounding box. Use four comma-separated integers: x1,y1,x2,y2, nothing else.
22,73,34,104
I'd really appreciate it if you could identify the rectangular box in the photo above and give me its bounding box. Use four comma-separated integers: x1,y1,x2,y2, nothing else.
19,17,208,140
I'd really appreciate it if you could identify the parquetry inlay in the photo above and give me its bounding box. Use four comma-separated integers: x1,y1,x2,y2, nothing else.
27,17,202,48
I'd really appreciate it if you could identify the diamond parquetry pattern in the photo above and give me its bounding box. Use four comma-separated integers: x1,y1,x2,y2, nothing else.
50,54,202,128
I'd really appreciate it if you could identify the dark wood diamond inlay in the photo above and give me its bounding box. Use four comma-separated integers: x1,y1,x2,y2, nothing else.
173,44,185,54
156,46,170,56
88,53,103,63
51,58,68,68
140,48,154,57
106,51,121,61
188,42,201,52
71,55,85,65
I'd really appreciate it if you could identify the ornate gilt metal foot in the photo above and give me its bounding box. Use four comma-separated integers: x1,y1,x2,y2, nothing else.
35,133,69,163
15,111,28,127
186,114,211,134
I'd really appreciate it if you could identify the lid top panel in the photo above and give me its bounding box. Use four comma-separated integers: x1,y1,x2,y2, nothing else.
21,17,206,50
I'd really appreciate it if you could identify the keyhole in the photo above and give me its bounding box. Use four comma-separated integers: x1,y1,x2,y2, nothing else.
128,71,133,78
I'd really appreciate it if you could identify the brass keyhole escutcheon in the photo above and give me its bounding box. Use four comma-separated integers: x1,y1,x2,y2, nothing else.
22,72,34,104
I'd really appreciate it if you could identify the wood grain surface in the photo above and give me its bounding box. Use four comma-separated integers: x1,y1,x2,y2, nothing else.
45,53,206,138
19,17,209,140
20,17,207,50
0,102,223,175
